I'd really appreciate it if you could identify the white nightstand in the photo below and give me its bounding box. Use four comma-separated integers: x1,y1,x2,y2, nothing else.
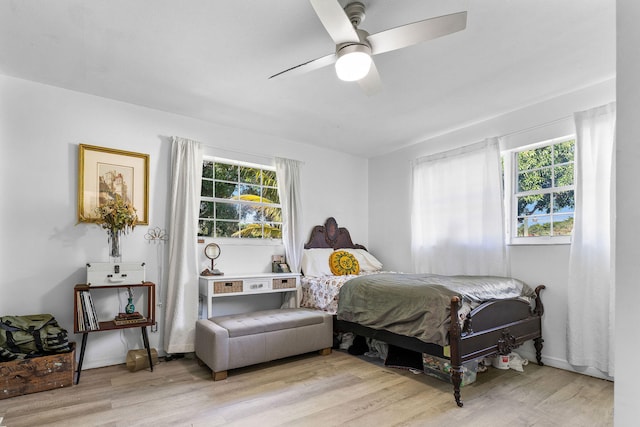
199,273,301,318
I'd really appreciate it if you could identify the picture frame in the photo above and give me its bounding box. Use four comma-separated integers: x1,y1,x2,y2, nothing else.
78,144,149,224
279,263,291,273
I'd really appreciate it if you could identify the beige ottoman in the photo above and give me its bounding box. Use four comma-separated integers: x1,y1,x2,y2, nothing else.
195,308,333,380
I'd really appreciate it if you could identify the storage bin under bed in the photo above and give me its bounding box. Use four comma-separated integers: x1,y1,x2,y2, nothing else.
422,354,478,386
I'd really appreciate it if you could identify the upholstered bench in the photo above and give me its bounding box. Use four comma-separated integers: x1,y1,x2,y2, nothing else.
195,308,333,380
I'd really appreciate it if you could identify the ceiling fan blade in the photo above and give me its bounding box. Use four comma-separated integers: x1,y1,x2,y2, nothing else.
367,11,467,56
309,0,360,45
357,61,382,96
269,53,336,79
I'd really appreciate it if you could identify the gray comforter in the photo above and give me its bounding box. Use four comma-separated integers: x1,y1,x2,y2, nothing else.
336,273,535,346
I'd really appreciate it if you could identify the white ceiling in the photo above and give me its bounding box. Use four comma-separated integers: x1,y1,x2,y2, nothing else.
0,0,615,157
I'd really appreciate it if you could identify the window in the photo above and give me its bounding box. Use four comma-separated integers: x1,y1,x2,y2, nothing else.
198,158,282,239
504,136,575,244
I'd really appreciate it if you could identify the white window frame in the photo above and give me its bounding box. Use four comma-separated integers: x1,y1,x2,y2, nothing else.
503,135,575,245
198,156,282,243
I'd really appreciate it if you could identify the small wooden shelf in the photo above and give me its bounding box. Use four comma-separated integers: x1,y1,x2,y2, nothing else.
73,282,156,384
94,319,154,330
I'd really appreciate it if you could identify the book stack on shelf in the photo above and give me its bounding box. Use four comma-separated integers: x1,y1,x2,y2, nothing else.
76,290,99,331
114,312,147,326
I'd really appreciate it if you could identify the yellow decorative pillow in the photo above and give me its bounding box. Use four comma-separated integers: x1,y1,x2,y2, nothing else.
329,250,360,276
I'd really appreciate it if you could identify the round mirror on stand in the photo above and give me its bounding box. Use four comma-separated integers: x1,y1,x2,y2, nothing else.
201,243,224,276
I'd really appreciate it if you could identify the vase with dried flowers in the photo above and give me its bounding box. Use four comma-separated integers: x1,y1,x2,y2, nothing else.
95,194,138,261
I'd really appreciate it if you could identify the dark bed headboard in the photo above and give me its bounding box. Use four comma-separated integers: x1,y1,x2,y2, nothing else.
304,217,367,250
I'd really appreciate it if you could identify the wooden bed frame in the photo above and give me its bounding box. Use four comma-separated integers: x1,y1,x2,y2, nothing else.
304,217,545,407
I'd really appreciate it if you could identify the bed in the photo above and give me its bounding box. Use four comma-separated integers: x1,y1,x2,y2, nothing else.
300,217,545,407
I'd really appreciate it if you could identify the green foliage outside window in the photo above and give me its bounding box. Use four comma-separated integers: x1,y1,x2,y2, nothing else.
515,139,575,237
199,160,282,239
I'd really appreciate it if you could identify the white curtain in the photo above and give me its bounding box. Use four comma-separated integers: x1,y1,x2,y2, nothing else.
275,157,304,306
567,103,616,376
411,138,507,276
164,137,203,354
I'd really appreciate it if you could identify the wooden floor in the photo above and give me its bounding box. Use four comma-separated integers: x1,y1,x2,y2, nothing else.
0,351,613,427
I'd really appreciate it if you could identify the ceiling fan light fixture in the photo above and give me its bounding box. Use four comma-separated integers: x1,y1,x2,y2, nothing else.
335,43,372,82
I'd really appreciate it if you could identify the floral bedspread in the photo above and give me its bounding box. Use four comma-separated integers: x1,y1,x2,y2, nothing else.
300,272,382,314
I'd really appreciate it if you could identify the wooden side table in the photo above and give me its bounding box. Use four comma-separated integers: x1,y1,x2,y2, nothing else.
73,282,156,384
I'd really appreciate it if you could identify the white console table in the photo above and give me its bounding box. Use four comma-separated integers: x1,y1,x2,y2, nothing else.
199,273,301,318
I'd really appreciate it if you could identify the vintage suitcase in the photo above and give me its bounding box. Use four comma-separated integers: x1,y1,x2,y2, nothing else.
86,262,145,286
0,342,75,399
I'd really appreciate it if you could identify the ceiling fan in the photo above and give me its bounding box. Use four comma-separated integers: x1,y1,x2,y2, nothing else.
269,1,467,95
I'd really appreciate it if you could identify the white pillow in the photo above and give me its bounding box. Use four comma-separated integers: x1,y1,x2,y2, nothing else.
301,248,334,276
341,248,383,272
301,247,384,276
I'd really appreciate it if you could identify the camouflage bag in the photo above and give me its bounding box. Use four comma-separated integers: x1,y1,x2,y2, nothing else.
0,314,70,361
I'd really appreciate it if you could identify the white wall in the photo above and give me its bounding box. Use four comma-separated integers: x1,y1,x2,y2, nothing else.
614,1,640,425
0,74,368,369
368,78,615,377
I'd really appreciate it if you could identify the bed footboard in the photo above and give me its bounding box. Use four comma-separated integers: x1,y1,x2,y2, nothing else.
449,285,545,407
333,285,546,408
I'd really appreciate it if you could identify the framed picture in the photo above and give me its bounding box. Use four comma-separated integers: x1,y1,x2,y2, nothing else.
279,263,291,273
78,144,149,224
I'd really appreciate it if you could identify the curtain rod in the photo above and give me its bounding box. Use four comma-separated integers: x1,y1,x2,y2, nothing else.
500,114,573,139
199,143,304,165
411,114,575,164
413,138,499,164
173,136,302,165
202,144,274,161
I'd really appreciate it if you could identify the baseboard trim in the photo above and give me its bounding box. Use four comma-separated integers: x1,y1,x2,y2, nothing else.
516,349,614,381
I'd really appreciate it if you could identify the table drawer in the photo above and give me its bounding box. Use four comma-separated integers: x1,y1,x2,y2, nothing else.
272,278,296,289
213,280,243,294
244,279,271,292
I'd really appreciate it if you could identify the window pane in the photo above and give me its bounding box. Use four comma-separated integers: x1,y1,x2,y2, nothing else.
517,194,551,216
554,164,574,187
215,163,238,181
201,179,213,197
518,168,552,192
554,140,575,164
239,184,262,201
198,220,215,237
262,170,277,186
215,202,239,220
264,206,282,222
553,214,574,236
264,222,282,238
239,166,261,184
517,215,551,237
239,223,263,238
216,221,239,238
202,160,214,179
517,146,552,171
263,187,280,204
553,190,575,213
240,204,264,223
200,201,214,218
215,182,237,199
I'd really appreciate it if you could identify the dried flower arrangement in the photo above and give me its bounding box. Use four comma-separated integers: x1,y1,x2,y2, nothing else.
95,194,138,258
